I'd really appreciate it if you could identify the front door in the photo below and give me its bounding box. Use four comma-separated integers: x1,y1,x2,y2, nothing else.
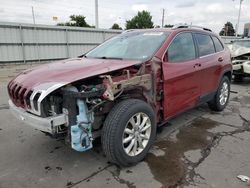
162,32,201,119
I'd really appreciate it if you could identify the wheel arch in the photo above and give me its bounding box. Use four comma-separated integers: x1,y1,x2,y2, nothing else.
116,87,155,109
223,70,232,82
216,69,232,89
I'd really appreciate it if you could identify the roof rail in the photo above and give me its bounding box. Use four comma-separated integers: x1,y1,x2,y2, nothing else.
172,24,212,32
122,29,138,34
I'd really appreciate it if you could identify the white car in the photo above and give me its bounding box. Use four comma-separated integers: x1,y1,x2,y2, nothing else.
228,39,250,81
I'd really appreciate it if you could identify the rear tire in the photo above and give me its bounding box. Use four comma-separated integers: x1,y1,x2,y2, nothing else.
208,76,230,111
101,99,156,167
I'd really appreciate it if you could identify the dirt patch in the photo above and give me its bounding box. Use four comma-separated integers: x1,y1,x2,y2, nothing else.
145,118,218,188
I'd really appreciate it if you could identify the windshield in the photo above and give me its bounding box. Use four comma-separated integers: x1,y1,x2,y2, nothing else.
86,31,170,61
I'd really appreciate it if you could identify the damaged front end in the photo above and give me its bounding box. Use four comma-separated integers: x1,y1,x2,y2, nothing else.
55,69,153,151
60,68,153,152
232,54,250,76
9,63,156,152
229,42,250,77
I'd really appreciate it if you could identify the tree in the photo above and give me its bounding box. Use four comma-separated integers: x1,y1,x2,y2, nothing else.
111,23,122,30
219,22,235,36
57,15,92,28
126,11,154,29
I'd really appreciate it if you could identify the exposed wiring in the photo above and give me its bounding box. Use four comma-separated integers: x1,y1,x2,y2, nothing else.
87,88,124,113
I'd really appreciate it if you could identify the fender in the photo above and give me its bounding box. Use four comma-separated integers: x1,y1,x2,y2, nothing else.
216,65,232,89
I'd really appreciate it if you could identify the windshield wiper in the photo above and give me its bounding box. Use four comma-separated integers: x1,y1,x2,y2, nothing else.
98,56,123,60
78,54,87,58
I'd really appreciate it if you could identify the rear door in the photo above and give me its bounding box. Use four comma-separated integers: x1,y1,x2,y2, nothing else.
162,32,201,119
194,33,224,97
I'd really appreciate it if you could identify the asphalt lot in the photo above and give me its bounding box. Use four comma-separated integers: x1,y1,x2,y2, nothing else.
0,75,250,188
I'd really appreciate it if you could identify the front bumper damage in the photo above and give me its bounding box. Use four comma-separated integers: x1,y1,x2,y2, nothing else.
9,99,67,134
9,97,94,152
232,60,250,75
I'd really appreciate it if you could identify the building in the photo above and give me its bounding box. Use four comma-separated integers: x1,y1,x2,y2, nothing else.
244,23,250,37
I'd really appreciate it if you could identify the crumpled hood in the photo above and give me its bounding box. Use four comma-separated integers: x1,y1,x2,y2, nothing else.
12,58,142,88
228,44,250,58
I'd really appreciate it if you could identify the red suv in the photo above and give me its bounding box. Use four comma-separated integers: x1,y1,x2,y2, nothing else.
8,25,232,166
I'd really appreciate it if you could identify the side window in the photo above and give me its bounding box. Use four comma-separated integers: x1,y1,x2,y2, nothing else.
195,33,215,56
167,32,196,62
212,36,224,52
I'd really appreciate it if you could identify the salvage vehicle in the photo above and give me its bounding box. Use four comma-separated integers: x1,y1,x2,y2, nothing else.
228,39,250,81
8,25,232,166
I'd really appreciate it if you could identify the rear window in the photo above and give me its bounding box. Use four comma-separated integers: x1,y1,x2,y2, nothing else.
195,33,215,56
212,36,224,52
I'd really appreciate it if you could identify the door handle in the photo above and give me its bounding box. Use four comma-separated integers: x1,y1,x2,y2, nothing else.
218,57,224,62
193,63,201,68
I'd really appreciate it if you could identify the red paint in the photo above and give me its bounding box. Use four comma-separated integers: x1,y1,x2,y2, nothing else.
9,58,142,88
162,59,201,118
8,28,232,122
159,29,232,120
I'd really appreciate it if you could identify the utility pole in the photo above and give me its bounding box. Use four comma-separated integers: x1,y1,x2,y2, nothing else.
95,0,99,28
161,9,165,28
31,6,36,25
235,0,244,36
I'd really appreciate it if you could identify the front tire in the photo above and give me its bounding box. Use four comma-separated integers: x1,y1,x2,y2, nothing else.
101,99,156,166
208,76,230,111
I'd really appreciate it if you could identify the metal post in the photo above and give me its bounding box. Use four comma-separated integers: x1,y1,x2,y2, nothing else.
95,0,99,28
102,31,105,42
65,29,69,58
161,9,165,28
235,0,243,36
19,25,26,63
31,6,36,25
34,26,40,63
32,6,39,63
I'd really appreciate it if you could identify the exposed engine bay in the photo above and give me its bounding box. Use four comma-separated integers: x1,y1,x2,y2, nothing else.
232,53,250,76
38,64,156,152
228,40,250,77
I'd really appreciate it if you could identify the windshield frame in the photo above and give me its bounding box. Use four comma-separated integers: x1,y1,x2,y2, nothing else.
85,30,170,62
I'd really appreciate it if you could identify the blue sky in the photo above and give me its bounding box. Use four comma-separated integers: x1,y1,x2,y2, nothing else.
0,0,250,34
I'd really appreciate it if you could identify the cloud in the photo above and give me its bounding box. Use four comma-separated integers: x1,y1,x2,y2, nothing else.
205,3,225,13
0,0,249,34
131,4,148,12
176,1,195,8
